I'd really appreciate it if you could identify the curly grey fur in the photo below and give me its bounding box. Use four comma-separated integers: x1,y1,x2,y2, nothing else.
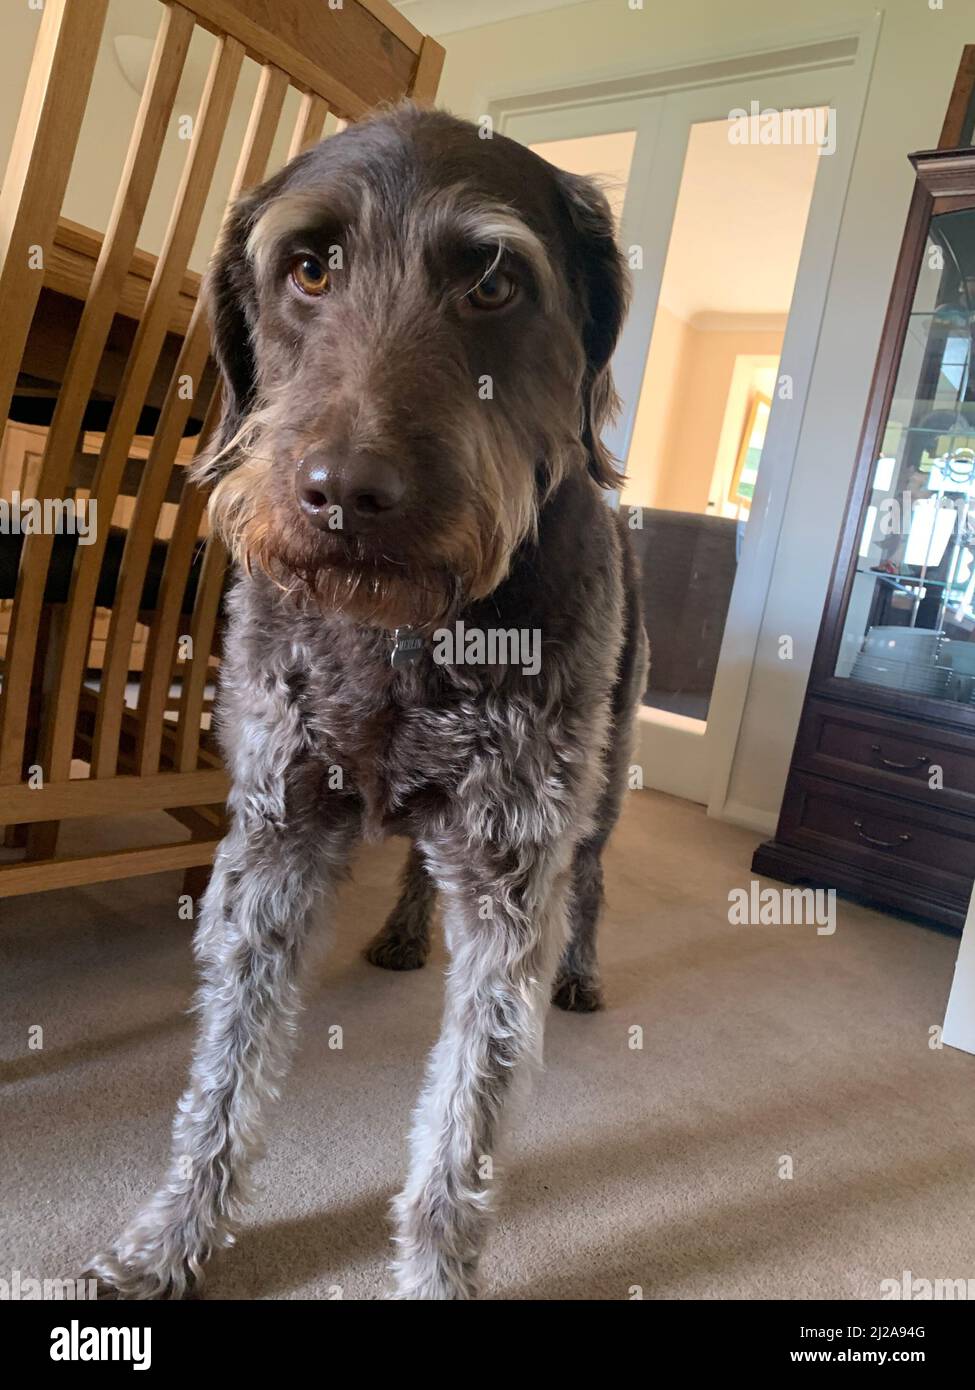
87,105,648,1302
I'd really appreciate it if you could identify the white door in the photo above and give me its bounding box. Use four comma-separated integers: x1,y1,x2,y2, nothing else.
496,49,871,813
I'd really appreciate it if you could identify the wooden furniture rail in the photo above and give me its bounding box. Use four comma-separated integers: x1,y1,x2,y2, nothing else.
50,216,202,338
13,217,220,440
0,0,443,898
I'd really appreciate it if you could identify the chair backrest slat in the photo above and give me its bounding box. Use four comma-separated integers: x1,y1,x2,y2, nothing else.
38,34,246,786
0,0,110,429
174,535,228,772
88,299,214,780
288,92,330,160
411,36,447,106
88,61,290,780
233,63,293,191
0,2,194,785
135,453,215,777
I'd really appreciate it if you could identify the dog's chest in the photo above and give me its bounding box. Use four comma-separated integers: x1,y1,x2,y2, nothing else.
307,652,462,835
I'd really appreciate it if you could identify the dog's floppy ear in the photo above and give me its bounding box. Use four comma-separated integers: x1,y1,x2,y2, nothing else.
558,171,630,489
197,191,262,483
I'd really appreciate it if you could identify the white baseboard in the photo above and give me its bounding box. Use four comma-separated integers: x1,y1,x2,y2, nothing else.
712,799,778,837
944,892,975,1057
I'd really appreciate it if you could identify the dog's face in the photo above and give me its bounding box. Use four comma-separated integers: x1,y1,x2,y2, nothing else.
199,105,628,630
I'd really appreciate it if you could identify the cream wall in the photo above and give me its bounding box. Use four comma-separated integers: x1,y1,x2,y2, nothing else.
625,316,784,512
622,302,688,507
529,130,635,222
711,359,779,520
661,323,783,514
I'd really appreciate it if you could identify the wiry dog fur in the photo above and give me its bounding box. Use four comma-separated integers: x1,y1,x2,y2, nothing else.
87,104,648,1301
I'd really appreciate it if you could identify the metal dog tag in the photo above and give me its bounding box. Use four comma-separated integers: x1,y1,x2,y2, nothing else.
390,627,425,668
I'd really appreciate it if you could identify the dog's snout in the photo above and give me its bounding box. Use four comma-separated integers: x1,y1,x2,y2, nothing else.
296,450,407,532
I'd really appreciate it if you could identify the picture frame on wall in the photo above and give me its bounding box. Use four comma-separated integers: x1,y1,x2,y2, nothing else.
730,391,771,506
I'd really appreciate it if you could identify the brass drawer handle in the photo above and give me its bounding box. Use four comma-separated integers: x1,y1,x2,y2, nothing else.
869,744,929,771
853,818,912,850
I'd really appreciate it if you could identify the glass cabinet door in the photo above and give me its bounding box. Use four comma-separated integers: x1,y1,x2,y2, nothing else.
836,207,975,702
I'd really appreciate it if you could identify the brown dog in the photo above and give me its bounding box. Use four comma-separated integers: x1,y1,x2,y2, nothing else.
89,104,648,1300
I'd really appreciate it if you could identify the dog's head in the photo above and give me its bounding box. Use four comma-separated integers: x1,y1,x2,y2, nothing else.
198,104,629,629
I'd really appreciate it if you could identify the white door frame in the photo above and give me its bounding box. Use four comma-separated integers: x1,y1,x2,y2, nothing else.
490,14,883,818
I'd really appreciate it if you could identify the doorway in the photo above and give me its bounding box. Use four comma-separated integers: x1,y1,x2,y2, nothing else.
622,111,821,724
494,32,875,810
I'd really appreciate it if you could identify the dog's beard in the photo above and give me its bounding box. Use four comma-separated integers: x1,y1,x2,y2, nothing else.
203,418,572,630
281,549,460,631
209,470,500,631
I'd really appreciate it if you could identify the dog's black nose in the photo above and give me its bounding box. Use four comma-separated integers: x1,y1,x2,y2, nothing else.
295,450,407,532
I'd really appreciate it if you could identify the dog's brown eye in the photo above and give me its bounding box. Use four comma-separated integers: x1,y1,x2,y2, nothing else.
290,255,329,297
465,269,518,312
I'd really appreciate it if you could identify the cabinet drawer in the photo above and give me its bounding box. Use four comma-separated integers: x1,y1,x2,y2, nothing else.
796,699,975,812
778,772,975,896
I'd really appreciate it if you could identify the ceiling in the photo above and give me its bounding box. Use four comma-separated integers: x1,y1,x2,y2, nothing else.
395,0,592,37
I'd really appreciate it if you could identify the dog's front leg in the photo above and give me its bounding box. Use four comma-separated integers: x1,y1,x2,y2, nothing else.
364,840,435,970
88,763,357,1299
391,838,571,1299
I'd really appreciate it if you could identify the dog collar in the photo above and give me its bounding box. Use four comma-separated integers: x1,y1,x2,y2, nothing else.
389,626,426,669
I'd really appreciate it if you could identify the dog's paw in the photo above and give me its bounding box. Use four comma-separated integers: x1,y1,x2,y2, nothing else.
389,1277,473,1300
83,1241,203,1301
552,972,604,1013
390,1260,477,1300
364,929,428,971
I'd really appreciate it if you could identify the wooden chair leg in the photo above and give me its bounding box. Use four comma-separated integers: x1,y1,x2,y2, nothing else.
24,820,59,860
182,863,211,902
9,604,62,860
21,604,53,775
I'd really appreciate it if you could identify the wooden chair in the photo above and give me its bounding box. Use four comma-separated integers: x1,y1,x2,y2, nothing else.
0,0,444,898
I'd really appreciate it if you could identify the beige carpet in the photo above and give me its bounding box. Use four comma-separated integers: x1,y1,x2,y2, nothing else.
2,789,973,1300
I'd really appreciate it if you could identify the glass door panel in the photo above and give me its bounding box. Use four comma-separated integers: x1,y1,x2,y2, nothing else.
836,208,975,701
